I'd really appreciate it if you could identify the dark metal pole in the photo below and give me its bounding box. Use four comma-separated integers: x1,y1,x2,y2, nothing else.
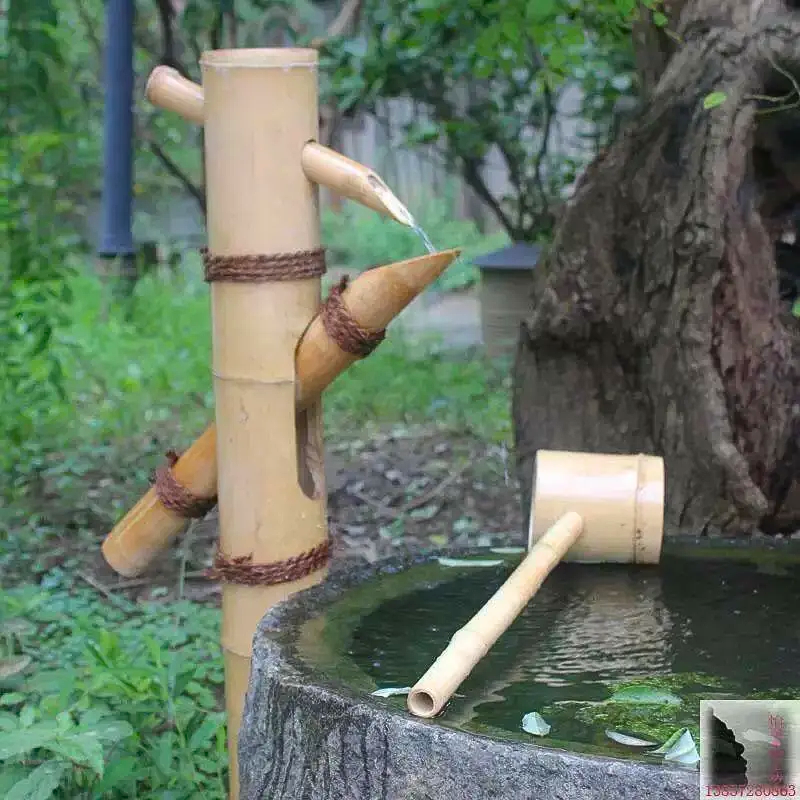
98,0,135,258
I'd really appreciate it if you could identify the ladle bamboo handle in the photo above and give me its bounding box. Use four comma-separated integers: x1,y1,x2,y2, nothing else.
406,511,584,719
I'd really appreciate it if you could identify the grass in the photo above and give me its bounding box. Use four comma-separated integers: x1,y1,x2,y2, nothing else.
0,203,512,798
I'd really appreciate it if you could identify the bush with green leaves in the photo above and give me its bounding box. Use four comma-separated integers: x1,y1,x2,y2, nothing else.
3,1,87,485
1,581,226,799
320,0,666,241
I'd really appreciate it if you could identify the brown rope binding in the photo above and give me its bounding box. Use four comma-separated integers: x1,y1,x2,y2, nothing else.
153,450,217,519
206,539,331,586
321,276,386,357
202,247,327,282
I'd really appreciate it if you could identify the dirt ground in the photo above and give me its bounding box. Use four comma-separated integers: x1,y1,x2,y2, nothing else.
84,424,524,604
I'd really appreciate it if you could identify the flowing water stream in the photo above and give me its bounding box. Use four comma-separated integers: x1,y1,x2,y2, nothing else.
369,179,438,255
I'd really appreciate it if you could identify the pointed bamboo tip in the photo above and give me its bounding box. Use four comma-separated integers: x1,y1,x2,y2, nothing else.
384,248,462,285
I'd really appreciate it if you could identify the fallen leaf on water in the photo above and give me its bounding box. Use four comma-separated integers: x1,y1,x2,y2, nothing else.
410,505,440,521
437,557,504,568
489,546,526,555
650,728,700,766
371,687,411,698
702,91,727,110
606,730,658,747
521,711,551,736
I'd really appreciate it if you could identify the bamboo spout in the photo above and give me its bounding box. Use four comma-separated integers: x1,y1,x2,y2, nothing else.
145,66,204,124
144,68,420,228
301,143,416,227
101,248,461,578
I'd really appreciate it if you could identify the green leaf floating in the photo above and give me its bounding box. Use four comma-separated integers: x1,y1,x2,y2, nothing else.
607,685,682,705
521,712,551,736
650,728,700,766
489,546,526,555
437,557,504,568
606,730,657,747
371,687,411,698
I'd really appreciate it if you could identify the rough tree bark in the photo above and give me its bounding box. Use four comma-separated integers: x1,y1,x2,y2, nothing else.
513,0,800,535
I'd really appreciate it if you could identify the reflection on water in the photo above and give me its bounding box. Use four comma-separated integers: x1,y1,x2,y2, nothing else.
303,553,800,757
531,571,672,687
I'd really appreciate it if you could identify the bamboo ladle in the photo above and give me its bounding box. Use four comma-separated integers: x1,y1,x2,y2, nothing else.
407,450,665,718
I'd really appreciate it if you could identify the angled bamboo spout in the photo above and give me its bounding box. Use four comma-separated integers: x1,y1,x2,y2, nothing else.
102,249,461,577
300,144,415,226
145,66,415,227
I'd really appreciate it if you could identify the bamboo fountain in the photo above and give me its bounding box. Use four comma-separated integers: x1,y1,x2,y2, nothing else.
111,52,459,798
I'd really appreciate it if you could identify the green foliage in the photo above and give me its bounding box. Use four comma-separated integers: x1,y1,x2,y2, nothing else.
324,337,512,443
0,583,226,798
2,0,88,480
320,0,662,240
1,259,214,522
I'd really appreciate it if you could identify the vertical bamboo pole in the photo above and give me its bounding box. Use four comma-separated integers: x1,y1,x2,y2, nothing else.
201,48,327,798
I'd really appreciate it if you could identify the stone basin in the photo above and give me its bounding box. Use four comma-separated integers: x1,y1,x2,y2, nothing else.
239,536,800,799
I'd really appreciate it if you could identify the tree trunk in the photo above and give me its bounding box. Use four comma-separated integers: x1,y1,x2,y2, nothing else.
512,0,800,536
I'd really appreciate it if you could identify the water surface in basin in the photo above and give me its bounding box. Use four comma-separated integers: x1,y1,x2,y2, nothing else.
297,548,800,760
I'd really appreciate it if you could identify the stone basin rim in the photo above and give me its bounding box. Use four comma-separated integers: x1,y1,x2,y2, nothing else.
246,536,798,797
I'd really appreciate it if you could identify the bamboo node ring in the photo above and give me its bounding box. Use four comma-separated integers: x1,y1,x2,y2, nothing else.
202,247,327,282
321,276,386,357
153,450,217,518
206,539,331,585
